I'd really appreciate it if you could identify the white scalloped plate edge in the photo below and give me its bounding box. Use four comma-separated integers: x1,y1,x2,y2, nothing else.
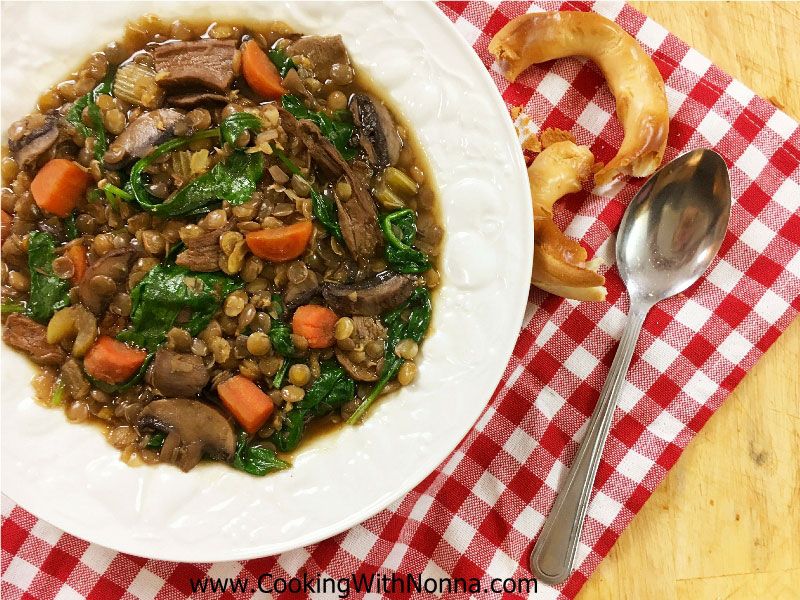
0,1,533,561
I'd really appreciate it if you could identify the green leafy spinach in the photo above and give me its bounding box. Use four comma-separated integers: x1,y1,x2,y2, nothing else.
282,94,356,161
267,46,296,77
118,263,242,351
381,209,431,274
270,360,355,452
347,287,432,424
233,432,290,476
63,213,79,240
26,231,70,323
268,294,298,360
66,67,115,162
128,113,265,217
219,112,263,146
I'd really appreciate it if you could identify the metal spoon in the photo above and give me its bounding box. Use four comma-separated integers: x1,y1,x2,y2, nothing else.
530,149,731,585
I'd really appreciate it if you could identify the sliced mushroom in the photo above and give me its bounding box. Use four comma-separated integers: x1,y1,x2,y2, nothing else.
146,349,210,397
103,108,189,169
322,271,415,316
8,114,59,168
349,93,401,168
136,398,236,471
78,248,137,314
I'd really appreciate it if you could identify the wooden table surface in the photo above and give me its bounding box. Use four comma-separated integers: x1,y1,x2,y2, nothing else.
578,3,800,599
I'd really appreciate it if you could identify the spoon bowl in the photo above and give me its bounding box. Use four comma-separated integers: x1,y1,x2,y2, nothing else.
530,148,731,585
617,149,731,303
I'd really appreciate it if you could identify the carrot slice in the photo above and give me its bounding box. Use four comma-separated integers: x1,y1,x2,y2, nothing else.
292,305,339,349
217,375,275,435
30,159,91,217
83,336,147,384
242,41,285,100
246,221,313,262
1,210,11,242
65,244,88,285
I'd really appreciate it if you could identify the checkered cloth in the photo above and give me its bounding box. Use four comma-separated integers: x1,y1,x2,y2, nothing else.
3,2,799,598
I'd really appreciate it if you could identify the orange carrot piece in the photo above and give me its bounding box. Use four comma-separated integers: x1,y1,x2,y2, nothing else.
83,336,147,384
1,210,11,242
292,305,339,349
217,375,275,435
65,244,88,285
30,159,91,217
242,41,285,100
246,220,313,262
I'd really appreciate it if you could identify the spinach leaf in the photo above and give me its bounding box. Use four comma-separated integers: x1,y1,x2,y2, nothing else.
297,360,355,418
347,287,432,424
273,147,342,240
272,358,291,389
268,293,299,359
26,231,70,323
267,46,295,77
269,321,295,357
313,188,343,241
63,213,79,240
282,94,356,161
233,432,290,476
270,410,305,453
219,112,262,146
118,264,242,351
381,209,431,274
270,360,355,452
128,128,220,211
146,432,165,449
66,67,115,162
133,149,265,217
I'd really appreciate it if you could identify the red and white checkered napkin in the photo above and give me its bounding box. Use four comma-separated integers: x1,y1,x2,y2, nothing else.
3,2,799,598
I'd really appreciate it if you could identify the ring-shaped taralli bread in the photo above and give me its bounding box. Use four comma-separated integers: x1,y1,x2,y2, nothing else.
529,141,607,301
489,11,669,185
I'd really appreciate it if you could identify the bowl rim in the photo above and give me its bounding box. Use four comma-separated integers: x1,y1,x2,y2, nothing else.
1,0,533,561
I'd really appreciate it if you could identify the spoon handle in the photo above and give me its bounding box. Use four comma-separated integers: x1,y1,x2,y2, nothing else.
530,302,649,585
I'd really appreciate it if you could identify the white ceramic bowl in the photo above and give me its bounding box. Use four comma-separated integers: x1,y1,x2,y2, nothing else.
1,1,532,561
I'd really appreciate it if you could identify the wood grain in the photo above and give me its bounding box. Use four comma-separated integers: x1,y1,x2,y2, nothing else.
577,3,800,599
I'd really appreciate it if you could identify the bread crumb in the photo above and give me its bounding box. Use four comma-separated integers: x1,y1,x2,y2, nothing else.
510,105,523,119
768,95,785,110
540,128,576,148
523,134,541,153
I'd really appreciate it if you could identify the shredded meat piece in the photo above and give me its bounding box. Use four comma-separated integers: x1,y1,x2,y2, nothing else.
286,35,351,82
167,92,228,108
175,223,231,272
280,108,381,262
2,313,66,366
154,39,237,94
335,316,386,381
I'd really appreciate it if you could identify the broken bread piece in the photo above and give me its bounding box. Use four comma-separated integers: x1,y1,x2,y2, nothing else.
529,141,607,301
489,11,669,185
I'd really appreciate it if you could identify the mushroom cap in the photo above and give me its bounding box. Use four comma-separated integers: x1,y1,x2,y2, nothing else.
322,271,415,316
137,398,236,471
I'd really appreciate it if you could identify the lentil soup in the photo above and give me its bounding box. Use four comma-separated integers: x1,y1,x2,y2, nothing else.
0,15,442,476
